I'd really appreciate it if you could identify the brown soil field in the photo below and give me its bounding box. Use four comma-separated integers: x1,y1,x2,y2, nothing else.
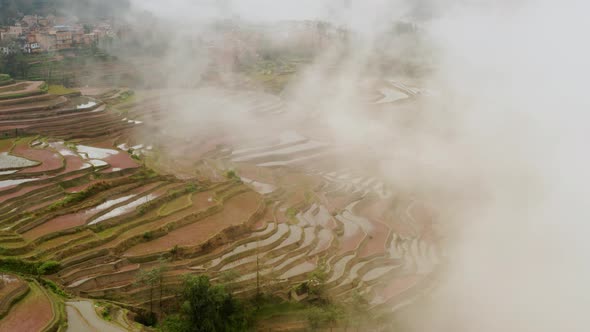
338,228,365,254
0,139,14,152
12,141,62,174
355,198,416,238
123,191,261,256
62,155,89,172
0,183,49,204
0,81,43,97
102,152,139,172
0,274,26,302
379,274,421,301
23,182,164,241
358,219,390,258
90,188,217,253
0,283,53,332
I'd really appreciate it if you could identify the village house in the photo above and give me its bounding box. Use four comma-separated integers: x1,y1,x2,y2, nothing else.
22,42,41,54
22,15,39,27
0,46,16,56
0,14,113,54
8,24,23,36
52,26,73,50
35,32,57,52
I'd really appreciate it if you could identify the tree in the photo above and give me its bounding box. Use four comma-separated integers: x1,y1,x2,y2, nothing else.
306,305,344,331
135,264,165,326
307,260,329,302
344,290,370,330
83,24,93,34
156,259,167,313
219,269,240,293
162,275,252,332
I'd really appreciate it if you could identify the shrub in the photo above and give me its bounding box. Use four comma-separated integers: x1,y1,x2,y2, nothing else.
42,181,111,214
41,279,68,297
170,245,181,259
286,207,299,219
0,257,38,275
99,303,113,321
186,183,198,193
37,261,60,275
135,311,157,327
225,170,240,180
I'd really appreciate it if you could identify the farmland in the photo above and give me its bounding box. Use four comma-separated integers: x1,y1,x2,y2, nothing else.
0,73,441,330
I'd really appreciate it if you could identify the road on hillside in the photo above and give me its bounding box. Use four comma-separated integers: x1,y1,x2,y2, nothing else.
66,300,127,332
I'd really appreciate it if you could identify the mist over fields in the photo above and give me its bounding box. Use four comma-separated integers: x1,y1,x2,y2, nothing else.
1,0,589,330
122,1,590,331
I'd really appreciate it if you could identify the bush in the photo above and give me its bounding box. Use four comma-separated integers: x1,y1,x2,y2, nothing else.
41,279,68,297
286,207,299,219
42,181,111,214
135,311,157,327
186,183,198,193
225,170,240,180
0,257,38,275
0,258,60,276
99,303,113,321
37,261,60,275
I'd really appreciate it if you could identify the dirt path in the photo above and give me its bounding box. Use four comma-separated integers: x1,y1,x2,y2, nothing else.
66,300,127,332
0,81,44,97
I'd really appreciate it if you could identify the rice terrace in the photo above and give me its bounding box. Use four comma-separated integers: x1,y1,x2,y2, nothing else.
0,63,441,329
1,0,546,331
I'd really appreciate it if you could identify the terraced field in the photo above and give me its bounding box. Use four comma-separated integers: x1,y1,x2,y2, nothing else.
0,279,59,332
0,77,441,329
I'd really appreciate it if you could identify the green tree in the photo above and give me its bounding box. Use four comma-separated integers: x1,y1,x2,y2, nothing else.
162,275,252,332
135,265,164,325
219,269,240,293
306,305,344,331
307,260,329,302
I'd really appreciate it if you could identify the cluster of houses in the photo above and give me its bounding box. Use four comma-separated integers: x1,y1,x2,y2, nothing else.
0,15,115,55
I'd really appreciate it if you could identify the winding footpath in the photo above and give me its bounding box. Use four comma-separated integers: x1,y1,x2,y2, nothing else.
66,300,127,332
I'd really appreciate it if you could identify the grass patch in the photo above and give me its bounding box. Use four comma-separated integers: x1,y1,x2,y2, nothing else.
0,138,15,152
256,301,308,320
39,181,112,215
47,85,78,96
286,207,300,219
158,193,193,216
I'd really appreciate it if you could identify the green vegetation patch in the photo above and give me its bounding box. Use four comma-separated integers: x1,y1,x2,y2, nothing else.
40,181,113,215
47,85,78,96
158,194,193,216
0,257,60,276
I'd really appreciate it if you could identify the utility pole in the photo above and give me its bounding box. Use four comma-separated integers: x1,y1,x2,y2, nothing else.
256,240,260,310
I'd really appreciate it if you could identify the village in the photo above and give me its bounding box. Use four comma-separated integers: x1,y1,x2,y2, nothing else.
0,14,116,55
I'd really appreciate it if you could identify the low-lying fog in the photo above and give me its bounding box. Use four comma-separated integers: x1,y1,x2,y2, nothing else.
70,0,590,330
